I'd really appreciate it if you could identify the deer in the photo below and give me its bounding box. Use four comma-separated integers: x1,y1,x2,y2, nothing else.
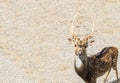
68,13,119,83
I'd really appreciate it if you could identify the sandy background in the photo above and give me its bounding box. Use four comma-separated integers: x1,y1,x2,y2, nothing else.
0,0,120,83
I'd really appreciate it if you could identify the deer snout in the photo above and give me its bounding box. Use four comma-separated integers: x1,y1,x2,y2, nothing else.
75,48,83,55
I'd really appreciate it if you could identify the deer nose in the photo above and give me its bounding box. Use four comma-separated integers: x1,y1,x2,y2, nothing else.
78,51,82,54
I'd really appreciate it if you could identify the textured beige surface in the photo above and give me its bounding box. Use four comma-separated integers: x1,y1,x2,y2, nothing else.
0,0,120,83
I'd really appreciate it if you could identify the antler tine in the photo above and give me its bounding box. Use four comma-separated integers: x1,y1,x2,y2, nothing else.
71,12,79,38
84,14,95,40
91,15,94,34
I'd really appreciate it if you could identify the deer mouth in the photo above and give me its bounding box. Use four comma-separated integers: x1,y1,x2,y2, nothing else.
78,54,82,57
78,51,83,56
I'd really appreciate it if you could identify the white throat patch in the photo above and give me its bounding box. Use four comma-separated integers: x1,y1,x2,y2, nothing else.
75,56,83,68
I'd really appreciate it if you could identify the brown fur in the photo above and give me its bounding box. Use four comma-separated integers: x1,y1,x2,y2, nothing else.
69,12,118,83
69,38,118,83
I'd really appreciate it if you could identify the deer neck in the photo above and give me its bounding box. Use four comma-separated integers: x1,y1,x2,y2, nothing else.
80,50,88,66
74,50,88,75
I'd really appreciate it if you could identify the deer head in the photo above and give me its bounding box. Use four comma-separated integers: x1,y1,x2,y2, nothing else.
68,12,95,65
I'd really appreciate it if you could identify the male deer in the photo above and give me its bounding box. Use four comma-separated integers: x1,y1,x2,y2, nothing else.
68,13,119,83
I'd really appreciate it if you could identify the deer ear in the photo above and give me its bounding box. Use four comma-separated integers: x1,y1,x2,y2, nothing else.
89,40,95,46
68,38,72,42
67,38,74,44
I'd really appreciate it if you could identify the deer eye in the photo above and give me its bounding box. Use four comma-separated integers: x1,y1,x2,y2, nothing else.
85,43,88,48
75,44,77,47
85,46,87,48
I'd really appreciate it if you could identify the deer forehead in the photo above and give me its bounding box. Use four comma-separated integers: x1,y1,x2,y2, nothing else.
75,38,87,45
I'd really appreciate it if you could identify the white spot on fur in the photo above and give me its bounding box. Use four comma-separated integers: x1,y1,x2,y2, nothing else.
75,56,83,68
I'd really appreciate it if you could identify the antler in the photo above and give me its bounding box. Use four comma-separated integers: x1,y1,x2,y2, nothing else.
71,12,79,39
71,12,95,40
84,15,95,41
